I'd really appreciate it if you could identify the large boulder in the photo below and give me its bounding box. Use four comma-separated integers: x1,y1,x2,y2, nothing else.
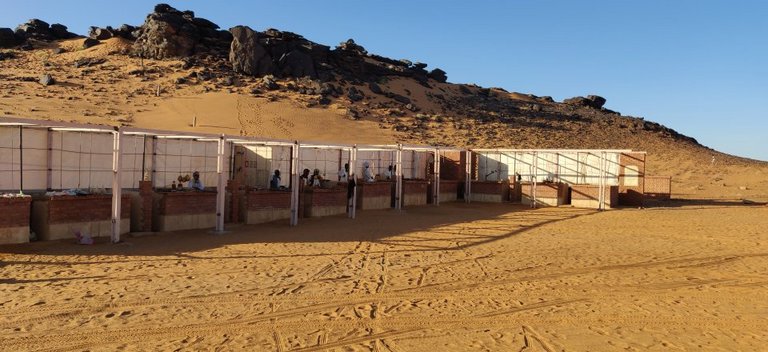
0,28,22,48
50,24,76,39
88,26,113,40
278,50,316,78
132,3,229,59
15,19,51,40
563,95,607,109
428,68,447,83
229,26,273,76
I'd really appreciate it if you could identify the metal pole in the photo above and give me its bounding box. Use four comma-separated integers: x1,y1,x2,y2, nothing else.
350,146,357,219
46,129,53,190
110,130,123,243
434,148,440,206
290,141,300,226
464,150,471,203
395,144,403,210
18,125,23,194
214,135,226,233
532,151,538,208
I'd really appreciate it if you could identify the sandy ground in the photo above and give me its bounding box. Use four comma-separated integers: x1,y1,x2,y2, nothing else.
1,202,766,351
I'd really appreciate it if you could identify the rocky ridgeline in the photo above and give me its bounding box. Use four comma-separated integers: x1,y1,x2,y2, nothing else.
1,19,77,48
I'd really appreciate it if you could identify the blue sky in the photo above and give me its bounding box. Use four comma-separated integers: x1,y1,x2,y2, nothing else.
3,1,766,160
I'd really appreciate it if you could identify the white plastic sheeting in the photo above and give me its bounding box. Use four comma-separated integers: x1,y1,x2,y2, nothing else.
476,151,621,185
153,138,223,189
238,145,292,188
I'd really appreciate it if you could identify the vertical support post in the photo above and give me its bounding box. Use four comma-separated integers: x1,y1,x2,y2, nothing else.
110,130,123,243
151,136,158,188
349,145,357,219
433,148,440,206
46,128,53,190
18,126,23,194
599,151,606,210
214,135,226,233
464,150,471,203
289,141,300,226
532,151,538,208
395,144,403,210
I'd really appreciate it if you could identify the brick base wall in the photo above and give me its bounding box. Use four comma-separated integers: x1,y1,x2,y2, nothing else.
470,181,510,203
403,180,428,207
571,184,619,209
31,195,131,241
357,182,393,210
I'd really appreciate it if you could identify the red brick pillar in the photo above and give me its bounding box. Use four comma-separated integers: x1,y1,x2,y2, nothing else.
138,181,153,232
227,179,240,223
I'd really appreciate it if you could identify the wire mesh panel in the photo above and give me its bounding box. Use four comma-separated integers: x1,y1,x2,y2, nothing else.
120,134,149,189
154,138,219,189
49,131,114,190
355,150,396,180
238,145,292,188
299,147,345,181
0,126,48,191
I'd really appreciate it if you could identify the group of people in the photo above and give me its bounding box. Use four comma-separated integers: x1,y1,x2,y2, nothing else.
268,162,396,190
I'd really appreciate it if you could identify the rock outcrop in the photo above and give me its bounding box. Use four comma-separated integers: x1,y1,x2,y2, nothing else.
132,3,231,59
563,95,607,109
14,19,77,41
0,28,22,48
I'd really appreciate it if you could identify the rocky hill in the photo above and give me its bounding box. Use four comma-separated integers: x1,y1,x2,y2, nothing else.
1,4,766,200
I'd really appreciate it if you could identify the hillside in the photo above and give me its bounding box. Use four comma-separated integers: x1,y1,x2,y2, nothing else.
1,4,766,201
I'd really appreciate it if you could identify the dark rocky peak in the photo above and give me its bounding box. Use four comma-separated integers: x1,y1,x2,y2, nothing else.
133,3,231,59
13,19,77,42
563,95,607,109
335,39,367,56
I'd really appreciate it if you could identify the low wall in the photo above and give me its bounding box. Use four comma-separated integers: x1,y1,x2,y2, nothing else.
521,182,569,206
303,188,347,217
154,191,217,232
0,197,32,244
245,190,291,224
645,176,672,200
439,180,460,203
570,184,619,209
356,182,393,210
31,194,130,241
470,181,510,203
402,180,428,207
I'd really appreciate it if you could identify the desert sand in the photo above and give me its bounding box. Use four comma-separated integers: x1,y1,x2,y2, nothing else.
1,202,766,351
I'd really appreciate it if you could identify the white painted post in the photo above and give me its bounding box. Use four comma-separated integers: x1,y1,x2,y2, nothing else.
395,144,403,210
434,148,440,206
349,145,357,219
290,141,300,226
464,150,471,203
215,135,227,233
110,130,123,243
532,151,538,208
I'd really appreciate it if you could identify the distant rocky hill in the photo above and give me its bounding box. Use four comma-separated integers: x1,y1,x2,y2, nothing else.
2,3,767,200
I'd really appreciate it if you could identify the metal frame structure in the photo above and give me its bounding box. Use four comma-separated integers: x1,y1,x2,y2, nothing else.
469,148,633,210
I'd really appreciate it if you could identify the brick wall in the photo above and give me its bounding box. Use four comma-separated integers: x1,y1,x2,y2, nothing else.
158,191,217,215
358,182,393,197
440,152,463,180
138,181,153,231
247,190,291,210
645,176,672,200
521,182,567,199
0,197,32,227
439,180,459,194
305,188,347,206
403,180,428,195
47,195,130,223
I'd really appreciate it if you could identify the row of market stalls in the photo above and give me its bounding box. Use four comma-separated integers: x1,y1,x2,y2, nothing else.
0,116,661,245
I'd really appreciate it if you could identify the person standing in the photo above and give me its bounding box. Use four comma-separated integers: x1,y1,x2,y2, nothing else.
189,171,205,191
270,169,281,189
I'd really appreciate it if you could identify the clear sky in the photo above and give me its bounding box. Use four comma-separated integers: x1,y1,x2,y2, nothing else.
3,1,766,160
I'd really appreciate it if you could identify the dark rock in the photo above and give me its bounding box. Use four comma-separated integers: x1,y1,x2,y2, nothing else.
318,96,331,105
413,62,427,70
278,50,316,78
586,95,606,108
88,26,113,40
82,38,100,49
261,75,279,90
74,58,106,68
319,83,337,96
39,74,54,86
195,70,213,81
50,24,76,39
229,26,273,76
347,108,360,120
368,82,383,95
390,93,410,104
459,85,472,95
347,86,364,101
539,96,554,103
113,24,137,40
174,77,187,84
52,47,65,54
336,39,367,55
0,28,21,48
405,103,418,112
427,68,447,83
133,4,228,59
221,76,234,86
15,19,51,40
